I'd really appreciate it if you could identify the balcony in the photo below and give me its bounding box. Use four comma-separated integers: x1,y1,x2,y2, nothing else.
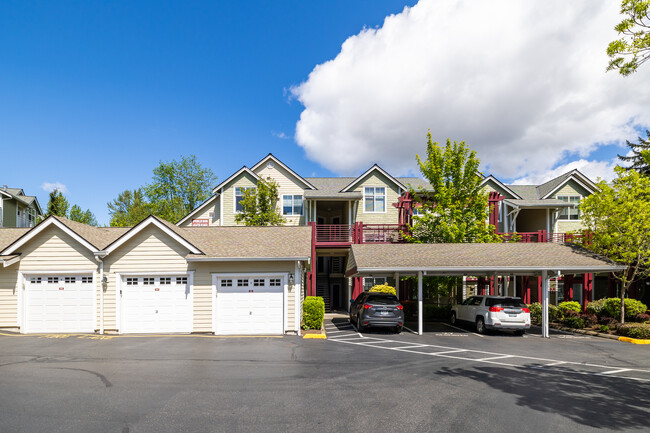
314,222,405,247
500,230,587,244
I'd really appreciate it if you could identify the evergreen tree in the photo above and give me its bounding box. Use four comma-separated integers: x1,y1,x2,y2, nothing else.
46,189,69,218
108,189,152,227
618,130,650,175
69,204,98,226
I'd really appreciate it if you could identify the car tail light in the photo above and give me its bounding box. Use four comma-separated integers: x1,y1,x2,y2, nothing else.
396,305,403,310
364,304,371,309
488,306,504,312
521,308,530,313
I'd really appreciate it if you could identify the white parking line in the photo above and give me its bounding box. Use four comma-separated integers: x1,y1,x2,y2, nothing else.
544,361,567,367
597,368,632,375
475,355,514,362
442,323,485,338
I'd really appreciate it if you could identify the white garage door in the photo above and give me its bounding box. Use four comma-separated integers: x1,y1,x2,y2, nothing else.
121,275,192,333
214,276,284,335
24,275,95,333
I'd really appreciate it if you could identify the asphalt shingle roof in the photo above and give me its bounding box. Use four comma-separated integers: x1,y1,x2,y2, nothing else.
0,228,31,251
52,217,130,249
347,243,624,275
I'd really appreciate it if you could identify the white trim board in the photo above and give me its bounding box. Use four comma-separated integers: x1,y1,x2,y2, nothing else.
480,175,523,199
1,217,100,255
176,194,220,226
250,154,316,190
340,164,407,193
211,166,261,194
103,216,202,255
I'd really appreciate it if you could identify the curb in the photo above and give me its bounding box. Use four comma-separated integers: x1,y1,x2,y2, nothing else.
618,336,650,345
303,334,327,339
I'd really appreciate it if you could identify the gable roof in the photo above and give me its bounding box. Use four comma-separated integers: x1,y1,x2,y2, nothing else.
537,169,598,199
0,189,11,199
480,175,523,199
340,164,408,193
176,194,219,226
1,187,43,214
103,215,202,255
211,166,260,194
251,154,316,190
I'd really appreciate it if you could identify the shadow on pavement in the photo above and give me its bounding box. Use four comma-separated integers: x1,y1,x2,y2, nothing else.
435,365,650,430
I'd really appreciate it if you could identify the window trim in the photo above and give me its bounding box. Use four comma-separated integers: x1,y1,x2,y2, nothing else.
282,194,304,216
557,195,581,221
233,186,255,214
363,186,387,214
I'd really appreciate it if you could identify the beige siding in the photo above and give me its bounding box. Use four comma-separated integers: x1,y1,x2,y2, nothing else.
191,261,300,333
552,180,592,233
103,226,191,331
254,163,307,226
0,268,19,327
221,172,259,226
353,171,401,225
179,196,221,227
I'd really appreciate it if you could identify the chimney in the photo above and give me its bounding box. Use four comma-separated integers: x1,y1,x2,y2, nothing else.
2,185,6,191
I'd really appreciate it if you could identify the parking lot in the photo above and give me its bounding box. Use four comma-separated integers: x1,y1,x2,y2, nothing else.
0,323,649,433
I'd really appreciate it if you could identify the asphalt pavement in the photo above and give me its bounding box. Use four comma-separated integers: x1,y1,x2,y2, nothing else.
0,321,649,433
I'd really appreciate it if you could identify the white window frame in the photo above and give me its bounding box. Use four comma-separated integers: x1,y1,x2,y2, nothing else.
363,277,387,292
557,195,581,221
233,186,255,214
363,186,387,213
282,194,304,216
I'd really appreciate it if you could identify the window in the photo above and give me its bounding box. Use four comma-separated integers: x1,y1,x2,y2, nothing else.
160,277,171,285
282,195,303,216
30,277,42,284
253,278,265,286
126,277,138,285
220,279,233,287
364,277,386,292
557,196,581,220
269,278,281,287
237,279,249,287
143,277,154,285
82,277,92,284
364,187,386,213
47,276,59,283
234,186,255,213
64,277,76,284
176,277,188,285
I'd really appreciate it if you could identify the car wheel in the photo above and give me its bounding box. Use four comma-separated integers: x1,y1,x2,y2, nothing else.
514,330,525,336
395,325,403,334
357,315,365,332
475,317,486,334
450,312,457,325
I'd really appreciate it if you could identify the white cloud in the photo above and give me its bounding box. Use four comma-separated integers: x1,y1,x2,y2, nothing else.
41,182,69,194
512,158,619,185
271,131,290,139
291,0,650,178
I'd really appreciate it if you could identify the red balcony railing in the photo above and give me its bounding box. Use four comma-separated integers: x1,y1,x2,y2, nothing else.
500,230,587,244
314,223,405,245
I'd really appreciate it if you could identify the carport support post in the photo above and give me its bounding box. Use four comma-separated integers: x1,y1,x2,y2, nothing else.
418,271,423,336
542,270,549,338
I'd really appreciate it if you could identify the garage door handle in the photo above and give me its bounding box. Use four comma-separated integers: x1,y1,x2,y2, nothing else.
249,311,252,315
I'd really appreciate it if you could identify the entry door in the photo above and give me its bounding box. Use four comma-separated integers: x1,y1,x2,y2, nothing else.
121,276,192,333
24,275,95,333
215,276,284,335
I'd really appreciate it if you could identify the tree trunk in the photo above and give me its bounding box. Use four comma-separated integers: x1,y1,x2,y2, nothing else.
620,290,625,324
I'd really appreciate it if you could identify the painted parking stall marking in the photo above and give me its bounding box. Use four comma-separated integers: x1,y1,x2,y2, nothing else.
325,319,650,383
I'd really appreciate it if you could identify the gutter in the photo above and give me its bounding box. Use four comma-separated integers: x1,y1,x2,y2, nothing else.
186,256,310,262
93,254,106,335
348,265,627,275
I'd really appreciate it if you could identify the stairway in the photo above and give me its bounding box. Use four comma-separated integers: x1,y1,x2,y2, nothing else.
316,285,331,313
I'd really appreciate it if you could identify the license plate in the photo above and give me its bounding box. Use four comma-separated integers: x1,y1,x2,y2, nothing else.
380,311,389,316
508,314,517,317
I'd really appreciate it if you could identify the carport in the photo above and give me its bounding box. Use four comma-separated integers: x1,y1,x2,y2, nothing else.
345,243,626,338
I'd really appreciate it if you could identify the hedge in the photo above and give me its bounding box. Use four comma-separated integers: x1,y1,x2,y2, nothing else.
557,301,581,318
528,303,559,324
616,323,650,339
369,284,397,296
302,296,325,330
603,298,647,319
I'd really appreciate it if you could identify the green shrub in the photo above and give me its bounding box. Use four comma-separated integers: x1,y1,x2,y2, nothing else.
528,303,559,324
557,301,582,319
603,298,648,319
616,323,650,339
563,316,585,329
634,313,650,323
302,296,325,330
580,313,597,327
586,299,606,317
369,284,396,296
598,324,610,332
424,304,452,321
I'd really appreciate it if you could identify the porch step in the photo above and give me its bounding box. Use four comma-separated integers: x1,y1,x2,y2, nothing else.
316,287,331,313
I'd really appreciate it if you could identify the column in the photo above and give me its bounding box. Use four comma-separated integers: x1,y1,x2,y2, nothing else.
542,270,550,338
418,271,423,336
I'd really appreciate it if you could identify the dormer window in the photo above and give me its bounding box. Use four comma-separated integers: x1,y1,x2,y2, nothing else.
558,196,581,220
282,195,303,216
234,186,255,213
364,187,386,213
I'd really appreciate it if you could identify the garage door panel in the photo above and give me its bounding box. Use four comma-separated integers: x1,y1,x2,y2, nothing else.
215,276,284,335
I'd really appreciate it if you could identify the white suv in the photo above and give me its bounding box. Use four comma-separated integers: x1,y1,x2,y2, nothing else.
451,296,531,335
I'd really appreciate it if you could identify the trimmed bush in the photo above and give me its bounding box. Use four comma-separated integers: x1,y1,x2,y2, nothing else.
528,303,559,324
580,313,597,327
563,315,585,329
634,313,650,323
586,299,606,317
616,323,650,339
302,296,325,330
598,324,610,332
557,301,582,319
369,284,397,296
603,298,648,319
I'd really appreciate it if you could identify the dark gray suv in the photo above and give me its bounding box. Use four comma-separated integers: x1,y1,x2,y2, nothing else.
350,292,404,333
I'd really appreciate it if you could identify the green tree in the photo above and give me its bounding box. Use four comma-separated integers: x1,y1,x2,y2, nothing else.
579,167,650,323
68,205,98,226
145,155,217,223
607,0,650,76
618,130,650,175
46,189,69,218
234,177,285,226
406,132,498,243
108,188,152,227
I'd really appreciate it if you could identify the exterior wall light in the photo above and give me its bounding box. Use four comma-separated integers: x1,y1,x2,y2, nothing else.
288,273,295,291
101,276,108,291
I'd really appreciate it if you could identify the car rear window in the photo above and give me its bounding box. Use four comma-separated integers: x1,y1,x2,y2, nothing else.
366,295,399,304
486,298,527,308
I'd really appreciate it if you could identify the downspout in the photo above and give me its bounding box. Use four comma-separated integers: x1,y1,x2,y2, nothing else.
94,254,105,334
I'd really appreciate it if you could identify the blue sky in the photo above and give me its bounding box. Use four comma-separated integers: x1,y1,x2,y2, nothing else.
1,1,648,225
